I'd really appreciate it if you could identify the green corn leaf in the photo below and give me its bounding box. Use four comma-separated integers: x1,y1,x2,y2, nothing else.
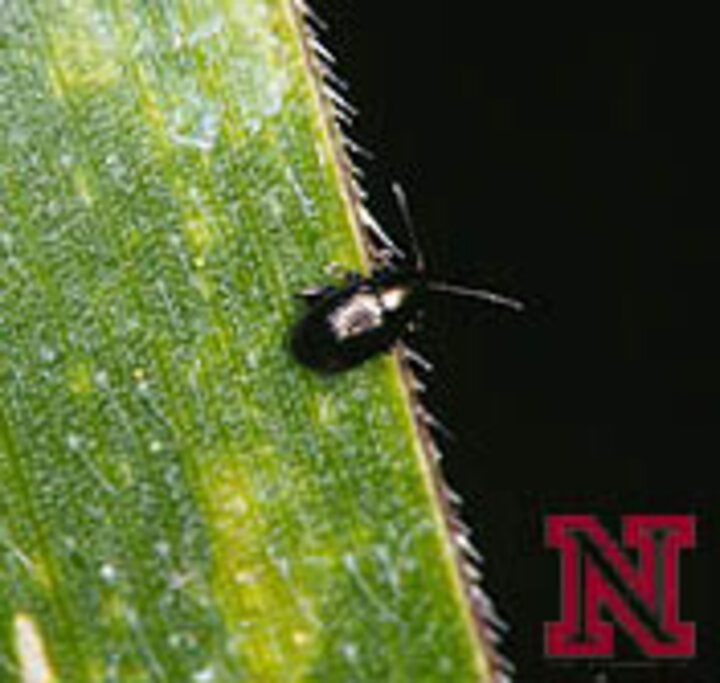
0,1,495,680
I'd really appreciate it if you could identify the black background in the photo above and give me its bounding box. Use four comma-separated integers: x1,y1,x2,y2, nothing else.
310,8,717,683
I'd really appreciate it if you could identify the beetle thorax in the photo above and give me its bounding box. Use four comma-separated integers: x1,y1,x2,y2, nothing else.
379,286,409,312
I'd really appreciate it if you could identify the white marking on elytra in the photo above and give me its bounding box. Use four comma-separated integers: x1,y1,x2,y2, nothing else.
13,613,55,683
329,294,383,340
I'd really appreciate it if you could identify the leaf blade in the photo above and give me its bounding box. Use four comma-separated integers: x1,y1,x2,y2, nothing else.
0,1,492,680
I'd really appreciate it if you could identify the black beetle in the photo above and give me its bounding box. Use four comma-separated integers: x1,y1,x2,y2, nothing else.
290,185,522,374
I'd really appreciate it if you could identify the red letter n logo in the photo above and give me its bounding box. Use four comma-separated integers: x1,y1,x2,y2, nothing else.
545,515,696,658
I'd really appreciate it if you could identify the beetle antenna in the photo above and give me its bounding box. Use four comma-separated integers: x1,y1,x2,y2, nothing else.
391,181,426,272
427,281,524,311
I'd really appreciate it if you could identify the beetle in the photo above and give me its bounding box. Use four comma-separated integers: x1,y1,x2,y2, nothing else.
290,184,523,373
